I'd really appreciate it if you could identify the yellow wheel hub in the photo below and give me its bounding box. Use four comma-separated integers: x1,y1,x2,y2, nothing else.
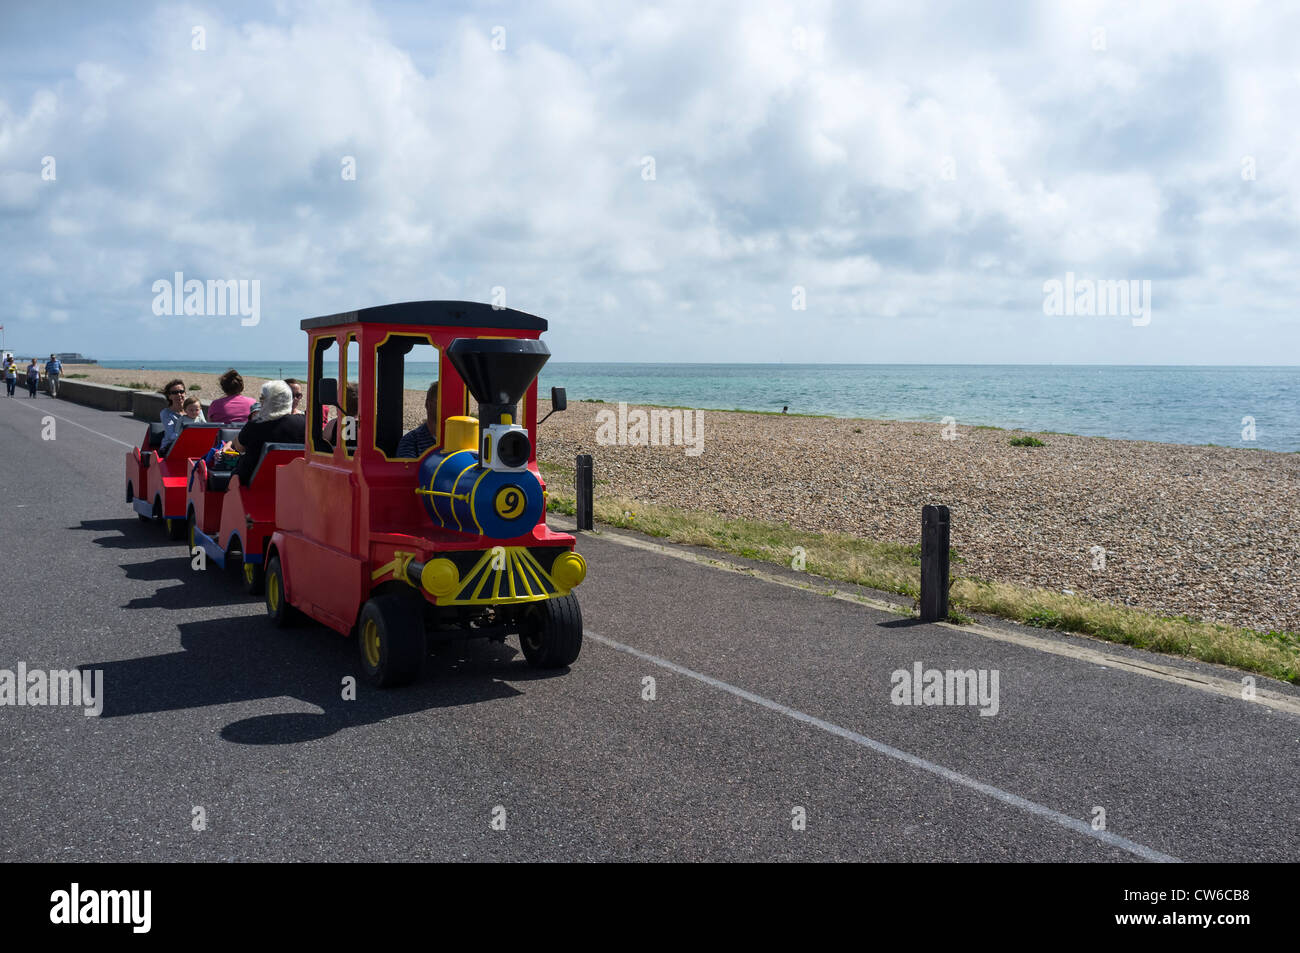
267,573,280,612
362,619,381,668
244,562,254,583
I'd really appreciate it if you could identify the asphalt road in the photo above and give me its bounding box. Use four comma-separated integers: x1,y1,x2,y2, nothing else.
2,392,1298,862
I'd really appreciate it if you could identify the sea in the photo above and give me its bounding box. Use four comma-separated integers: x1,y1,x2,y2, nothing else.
96,362,1300,452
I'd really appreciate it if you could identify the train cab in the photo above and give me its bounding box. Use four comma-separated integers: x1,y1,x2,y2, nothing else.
265,301,586,686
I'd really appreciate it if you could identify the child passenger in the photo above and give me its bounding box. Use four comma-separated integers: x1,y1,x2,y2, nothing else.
183,395,205,422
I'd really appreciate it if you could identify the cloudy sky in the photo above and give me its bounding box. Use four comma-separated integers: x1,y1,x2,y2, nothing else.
1,0,1297,364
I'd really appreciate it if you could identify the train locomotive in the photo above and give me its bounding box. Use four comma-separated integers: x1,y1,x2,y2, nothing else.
125,301,586,687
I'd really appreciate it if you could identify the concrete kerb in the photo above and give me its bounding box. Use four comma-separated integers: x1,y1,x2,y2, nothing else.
53,379,136,412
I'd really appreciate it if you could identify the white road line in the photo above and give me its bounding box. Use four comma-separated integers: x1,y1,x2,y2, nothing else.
560,520,1300,716
586,628,1181,864
10,400,134,447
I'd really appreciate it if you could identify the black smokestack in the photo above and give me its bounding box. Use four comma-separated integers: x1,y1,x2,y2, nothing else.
446,337,550,430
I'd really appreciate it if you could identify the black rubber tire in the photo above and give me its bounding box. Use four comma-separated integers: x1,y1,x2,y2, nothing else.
520,594,583,668
357,594,425,688
264,555,302,628
242,558,265,596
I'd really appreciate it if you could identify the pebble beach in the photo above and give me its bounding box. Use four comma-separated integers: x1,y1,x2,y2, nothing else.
77,364,1300,634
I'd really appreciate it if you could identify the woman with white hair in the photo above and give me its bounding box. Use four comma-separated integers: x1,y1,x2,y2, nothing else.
233,380,307,486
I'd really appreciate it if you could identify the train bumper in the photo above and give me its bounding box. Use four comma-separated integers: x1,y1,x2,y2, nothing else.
406,547,585,605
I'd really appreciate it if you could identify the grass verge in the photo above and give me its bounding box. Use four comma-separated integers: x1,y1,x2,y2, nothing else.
539,461,1299,684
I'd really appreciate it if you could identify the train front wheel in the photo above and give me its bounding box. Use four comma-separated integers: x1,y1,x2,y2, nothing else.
358,595,425,688
520,594,583,668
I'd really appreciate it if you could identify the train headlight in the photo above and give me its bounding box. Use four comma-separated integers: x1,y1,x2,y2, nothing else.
551,551,587,590
481,423,531,472
421,558,460,598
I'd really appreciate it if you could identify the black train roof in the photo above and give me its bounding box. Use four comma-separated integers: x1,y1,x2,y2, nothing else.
300,300,547,332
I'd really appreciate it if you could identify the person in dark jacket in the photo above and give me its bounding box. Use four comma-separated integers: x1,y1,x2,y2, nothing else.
234,381,306,486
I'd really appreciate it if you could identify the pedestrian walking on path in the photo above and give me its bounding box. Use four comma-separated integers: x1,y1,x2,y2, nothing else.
44,354,62,398
25,358,39,398
3,356,15,397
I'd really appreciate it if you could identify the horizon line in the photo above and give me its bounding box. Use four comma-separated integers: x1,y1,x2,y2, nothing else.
86,358,1300,369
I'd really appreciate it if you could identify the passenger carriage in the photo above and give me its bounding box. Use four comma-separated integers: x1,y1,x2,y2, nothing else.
186,441,304,594
125,421,239,540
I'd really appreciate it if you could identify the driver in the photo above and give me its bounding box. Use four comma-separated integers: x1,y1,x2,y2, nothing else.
396,381,439,457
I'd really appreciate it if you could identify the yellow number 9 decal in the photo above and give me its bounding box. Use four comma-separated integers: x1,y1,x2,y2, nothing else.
494,485,526,519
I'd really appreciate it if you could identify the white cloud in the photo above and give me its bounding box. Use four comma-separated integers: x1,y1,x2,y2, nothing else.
0,0,1296,363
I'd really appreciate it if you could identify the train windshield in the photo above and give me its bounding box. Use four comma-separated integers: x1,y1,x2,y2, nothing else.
375,334,440,458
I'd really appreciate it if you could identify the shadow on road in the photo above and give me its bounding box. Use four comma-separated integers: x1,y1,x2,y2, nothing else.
119,556,251,610
74,517,170,551
79,615,563,745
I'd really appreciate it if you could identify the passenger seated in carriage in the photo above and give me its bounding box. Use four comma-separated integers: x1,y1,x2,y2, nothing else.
208,369,256,424
158,379,188,453
231,381,306,486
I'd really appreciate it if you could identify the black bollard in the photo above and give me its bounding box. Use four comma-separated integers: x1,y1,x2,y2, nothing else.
920,504,950,622
575,454,593,531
